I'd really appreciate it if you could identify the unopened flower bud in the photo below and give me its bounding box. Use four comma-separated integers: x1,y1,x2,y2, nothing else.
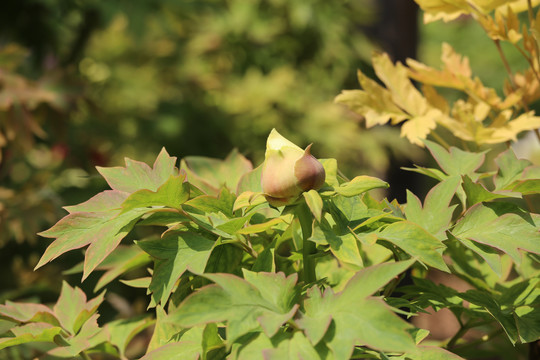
261,129,325,206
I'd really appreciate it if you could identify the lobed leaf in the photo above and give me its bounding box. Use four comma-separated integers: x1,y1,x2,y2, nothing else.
0,323,64,350
377,221,449,272
136,231,215,307
310,223,364,269
106,316,154,358
37,208,148,280
168,271,299,344
298,263,417,359
405,176,460,239
97,148,178,193
53,281,105,335
182,149,253,196
121,174,190,213
452,203,540,265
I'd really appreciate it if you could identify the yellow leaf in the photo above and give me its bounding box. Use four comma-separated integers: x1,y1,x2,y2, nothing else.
400,111,438,146
490,112,540,142
512,69,540,104
423,85,450,114
416,0,540,24
415,0,470,23
372,52,429,117
408,43,512,110
334,69,407,128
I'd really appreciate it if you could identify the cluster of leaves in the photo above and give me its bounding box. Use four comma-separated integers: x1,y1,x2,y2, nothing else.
0,0,408,319
1,134,538,358
336,0,540,148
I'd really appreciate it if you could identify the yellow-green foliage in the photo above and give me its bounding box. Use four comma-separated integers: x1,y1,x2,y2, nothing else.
337,0,540,148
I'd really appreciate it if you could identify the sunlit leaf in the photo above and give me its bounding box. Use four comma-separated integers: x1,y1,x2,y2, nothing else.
310,223,363,269
97,148,178,193
53,281,105,335
298,262,416,359
452,203,540,265
303,189,323,222
36,208,148,280
405,176,459,239
424,140,487,178
377,221,449,271
121,174,190,213
334,176,389,197
94,245,151,291
136,231,215,307
106,316,154,358
168,271,299,344
462,175,520,207
181,149,253,196
0,323,63,350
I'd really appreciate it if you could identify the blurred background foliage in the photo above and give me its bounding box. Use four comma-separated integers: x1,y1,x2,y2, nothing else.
0,0,419,251
2,0,538,354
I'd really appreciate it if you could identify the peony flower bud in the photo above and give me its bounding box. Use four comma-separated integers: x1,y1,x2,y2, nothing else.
261,129,326,206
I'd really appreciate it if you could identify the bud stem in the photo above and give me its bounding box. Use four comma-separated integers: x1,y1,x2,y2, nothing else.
296,202,316,284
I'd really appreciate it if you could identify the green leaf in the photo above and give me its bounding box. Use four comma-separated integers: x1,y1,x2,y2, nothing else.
168,271,299,344
510,179,540,194
236,164,263,194
233,191,266,212
303,189,323,222
202,323,225,359
298,260,414,349
215,214,254,235
345,259,415,298
182,149,253,196
319,158,339,188
402,165,447,182
264,331,323,360
203,243,244,275
236,217,285,235
94,245,151,291
136,231,215,306
64,190,128,213
298,267,416,359
405,176,459,239
185,187,236,217
310,222,363,269
121,277,152,289
252,247,276,272
121,174,190,213
48,313,108,357
37,208,147,280
424,140,487,178
0,323,63,350
410,345,466,359
147,306,183,352
462,175,519,207
452,203,540,265
448,232,503,277
53,281,105,335
460,290,519,344
97,147,178,193
0,301,58,325
107,316,154,358
493,149,532,190
377,221,449,271
334,176,389,197
141,341,201,360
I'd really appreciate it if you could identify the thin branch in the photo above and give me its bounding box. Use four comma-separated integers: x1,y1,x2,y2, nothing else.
494,39,516,88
